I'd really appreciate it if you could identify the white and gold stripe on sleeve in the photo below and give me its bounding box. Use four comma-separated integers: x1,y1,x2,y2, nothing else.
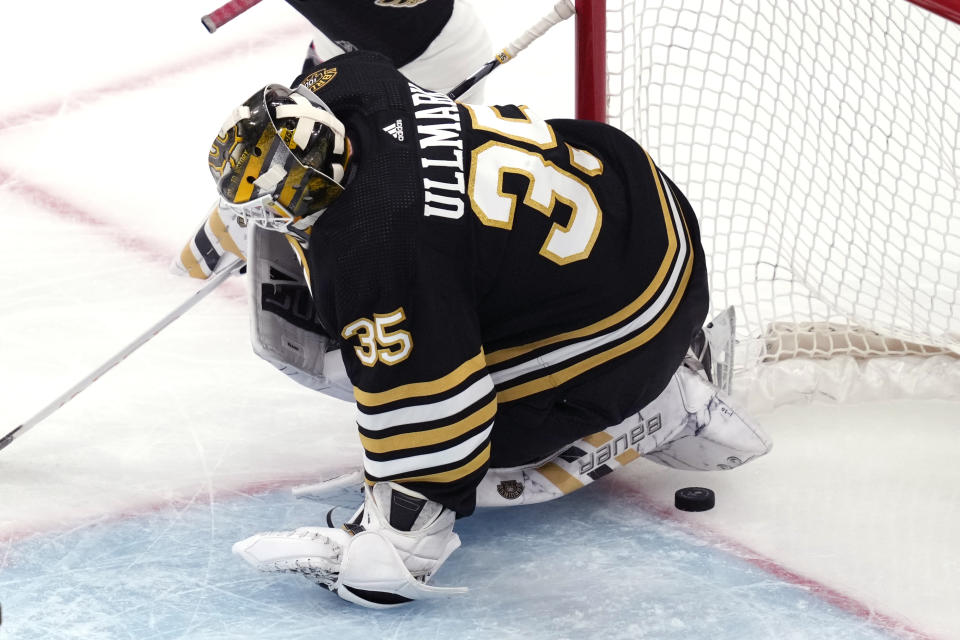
355,351,496,486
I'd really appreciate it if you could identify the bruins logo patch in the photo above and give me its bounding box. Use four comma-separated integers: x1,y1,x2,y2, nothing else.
302,68,337,91
496,480,524,500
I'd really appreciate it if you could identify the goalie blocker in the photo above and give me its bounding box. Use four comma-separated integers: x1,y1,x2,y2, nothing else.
247,225,351,401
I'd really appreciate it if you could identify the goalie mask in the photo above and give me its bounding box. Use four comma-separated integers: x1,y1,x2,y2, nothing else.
208,84,350,243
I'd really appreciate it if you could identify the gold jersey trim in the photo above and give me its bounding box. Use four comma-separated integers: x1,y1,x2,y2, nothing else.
495,226,694,403
353,350,487,408
358,398,496,454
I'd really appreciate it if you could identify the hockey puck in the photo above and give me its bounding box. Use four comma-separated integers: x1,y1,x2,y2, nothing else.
674,487,715,512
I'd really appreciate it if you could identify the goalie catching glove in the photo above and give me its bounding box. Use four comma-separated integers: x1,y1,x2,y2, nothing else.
233,482,465,608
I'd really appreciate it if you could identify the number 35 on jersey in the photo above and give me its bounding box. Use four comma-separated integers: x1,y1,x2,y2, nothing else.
466,105,604,265
342,308,413,367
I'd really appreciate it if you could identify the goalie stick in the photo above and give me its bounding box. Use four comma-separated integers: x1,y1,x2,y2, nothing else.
0,258,245,453
448,0,576,99
201,0,264,33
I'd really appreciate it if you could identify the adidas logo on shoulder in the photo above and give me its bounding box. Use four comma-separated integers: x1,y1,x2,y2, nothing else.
383,119,404,142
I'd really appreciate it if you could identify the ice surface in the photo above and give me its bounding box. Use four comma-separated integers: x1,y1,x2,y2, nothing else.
0,1,958,639
0,484,905,640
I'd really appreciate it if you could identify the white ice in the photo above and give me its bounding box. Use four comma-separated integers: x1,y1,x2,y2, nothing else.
0,1,958,639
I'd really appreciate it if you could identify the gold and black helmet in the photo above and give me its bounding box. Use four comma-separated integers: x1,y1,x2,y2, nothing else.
208,84,350,240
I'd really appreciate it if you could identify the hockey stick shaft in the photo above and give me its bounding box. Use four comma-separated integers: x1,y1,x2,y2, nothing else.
448,0,576,100
0,257,245,453
201,0,264,33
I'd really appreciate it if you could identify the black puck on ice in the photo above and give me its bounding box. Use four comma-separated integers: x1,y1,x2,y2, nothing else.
674,487,715,512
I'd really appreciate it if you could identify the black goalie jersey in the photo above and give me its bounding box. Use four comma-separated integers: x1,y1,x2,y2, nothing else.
299,52,708,515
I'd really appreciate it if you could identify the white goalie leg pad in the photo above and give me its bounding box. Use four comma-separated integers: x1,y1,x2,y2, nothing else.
475,363,772,507
643,363,773,471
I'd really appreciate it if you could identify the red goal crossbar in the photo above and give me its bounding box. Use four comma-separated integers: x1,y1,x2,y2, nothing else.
905,0,960,22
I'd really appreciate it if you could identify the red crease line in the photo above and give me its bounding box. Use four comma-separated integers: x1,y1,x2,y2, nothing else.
611,477,943,640
0,23,310,132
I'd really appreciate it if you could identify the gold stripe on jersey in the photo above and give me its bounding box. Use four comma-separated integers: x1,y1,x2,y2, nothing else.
353,351,486,408
485,148,679,368
359,398,496,454
496,223,694,403
370,443,491,485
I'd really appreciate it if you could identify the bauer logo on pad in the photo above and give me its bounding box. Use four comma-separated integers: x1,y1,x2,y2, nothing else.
302,68,337,92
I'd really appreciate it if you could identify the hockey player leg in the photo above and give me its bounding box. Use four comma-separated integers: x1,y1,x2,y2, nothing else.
233,482,465,608
475,359,771,506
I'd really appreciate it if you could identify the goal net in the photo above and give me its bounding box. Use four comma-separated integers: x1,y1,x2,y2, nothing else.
575,0,960,407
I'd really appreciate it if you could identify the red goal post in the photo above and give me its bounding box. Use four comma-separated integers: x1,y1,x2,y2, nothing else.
573,0,960,407
905,0,960,22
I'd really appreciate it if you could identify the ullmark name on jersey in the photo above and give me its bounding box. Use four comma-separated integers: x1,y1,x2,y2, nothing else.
383,119,404,141
407,82,466,220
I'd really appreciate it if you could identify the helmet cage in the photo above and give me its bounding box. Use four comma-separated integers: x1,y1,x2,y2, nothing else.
218,194,324,243
209,84,348,240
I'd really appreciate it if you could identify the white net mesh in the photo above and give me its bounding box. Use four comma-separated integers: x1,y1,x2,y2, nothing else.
602,0,960,375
